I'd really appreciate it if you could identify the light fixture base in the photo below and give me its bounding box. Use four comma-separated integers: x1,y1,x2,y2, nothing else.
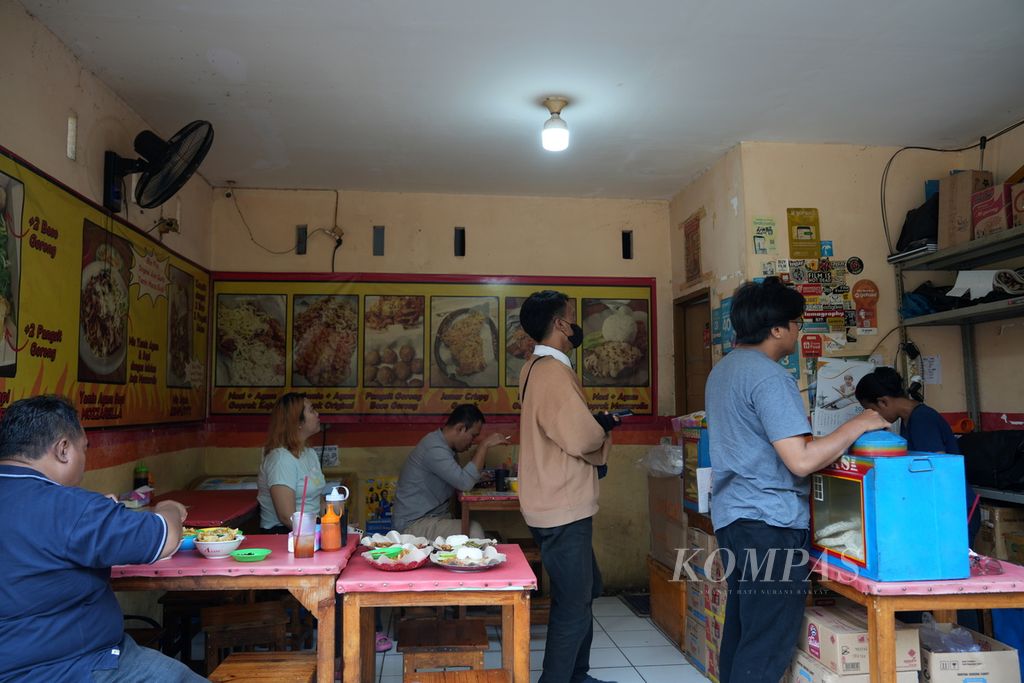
543,97,568,116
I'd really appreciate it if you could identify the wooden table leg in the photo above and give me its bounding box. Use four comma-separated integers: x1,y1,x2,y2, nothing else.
342,594,362,683
361,606,375,683
461,503,471,535
289,578,336,683
512,592,531,683
866,596,897,683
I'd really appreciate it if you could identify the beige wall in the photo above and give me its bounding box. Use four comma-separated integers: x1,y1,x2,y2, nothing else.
0,0,213,267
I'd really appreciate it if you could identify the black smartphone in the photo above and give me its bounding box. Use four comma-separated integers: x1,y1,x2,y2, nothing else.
611,408,633,417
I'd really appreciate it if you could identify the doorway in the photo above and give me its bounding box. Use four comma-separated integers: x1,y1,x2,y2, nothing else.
673,290,712,415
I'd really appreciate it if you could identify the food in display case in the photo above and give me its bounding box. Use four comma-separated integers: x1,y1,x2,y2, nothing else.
216,295,287,386
292,294,358,386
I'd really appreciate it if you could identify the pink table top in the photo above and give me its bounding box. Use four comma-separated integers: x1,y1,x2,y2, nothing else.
112,535,359,578
814,557,1024,596
458,490,519,502
336,543,537,593
151,489,258,528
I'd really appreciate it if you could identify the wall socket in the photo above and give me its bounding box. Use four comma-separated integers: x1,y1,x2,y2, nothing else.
295,224,308,254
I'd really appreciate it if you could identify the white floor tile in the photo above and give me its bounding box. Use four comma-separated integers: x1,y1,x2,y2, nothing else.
380,654,405,676
621,646,687,667
593,618,604,631
592,598,634,617
530,649,545,670
635,664,707,683
597,616,657,632
484,651,503,669
529,671,542,683
379,676,403,683
530,635,546,651
589,666,647,683
591,631,616,649
608,629,675,648
488,637,502,652
588,648,631,668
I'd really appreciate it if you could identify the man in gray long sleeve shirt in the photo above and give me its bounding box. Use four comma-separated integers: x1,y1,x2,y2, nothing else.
392,404,508,539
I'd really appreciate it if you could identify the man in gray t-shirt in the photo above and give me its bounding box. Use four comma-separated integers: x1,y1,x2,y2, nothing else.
705,277,886,683
392,404,507,539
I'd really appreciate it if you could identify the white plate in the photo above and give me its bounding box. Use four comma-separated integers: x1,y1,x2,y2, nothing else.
78,261,128,377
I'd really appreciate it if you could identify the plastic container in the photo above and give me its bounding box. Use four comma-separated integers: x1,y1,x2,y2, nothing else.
321,506,342,552
325,486,349,517
132,463,150,490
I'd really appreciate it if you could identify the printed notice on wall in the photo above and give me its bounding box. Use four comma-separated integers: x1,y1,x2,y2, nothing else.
922,355,942,385
751,216,778,255
786,208,822,260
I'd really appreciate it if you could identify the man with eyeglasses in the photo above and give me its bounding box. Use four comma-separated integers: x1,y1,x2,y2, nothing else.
704,277,888,683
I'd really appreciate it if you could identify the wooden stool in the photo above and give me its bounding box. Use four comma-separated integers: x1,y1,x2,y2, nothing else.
397,618,489,676
201,601,289,673
208,651,317,682
405,669,509,683
160,590,247,662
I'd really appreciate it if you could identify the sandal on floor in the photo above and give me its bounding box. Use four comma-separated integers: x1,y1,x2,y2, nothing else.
375,631,394,652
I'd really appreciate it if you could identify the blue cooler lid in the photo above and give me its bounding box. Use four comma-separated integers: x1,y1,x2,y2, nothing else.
849,429,908,457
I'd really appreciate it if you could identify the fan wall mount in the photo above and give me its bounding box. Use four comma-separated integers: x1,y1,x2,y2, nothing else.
103,120,214,214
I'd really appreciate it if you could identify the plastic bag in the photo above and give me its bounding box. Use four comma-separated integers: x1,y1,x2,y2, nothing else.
637,444,683,477
917,613,980,653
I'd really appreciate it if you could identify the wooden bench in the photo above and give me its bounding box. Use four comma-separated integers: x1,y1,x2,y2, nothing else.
405,670,509,683
397,618,489,676
201,601,290,673
208,651,317,682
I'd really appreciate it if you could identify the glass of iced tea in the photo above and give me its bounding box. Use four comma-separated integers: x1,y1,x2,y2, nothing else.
291,512,316,559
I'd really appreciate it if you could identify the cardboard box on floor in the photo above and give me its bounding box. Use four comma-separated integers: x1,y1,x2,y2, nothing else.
939,170,993,248
788,648,919,683
921,623,1021,683
798,605,920,676
976,503,1024,560
685,611,707,672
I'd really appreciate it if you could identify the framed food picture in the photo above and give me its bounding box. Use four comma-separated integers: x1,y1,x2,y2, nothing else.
504,296,576,386
430,296,499,388
166,265,194,388
580,298,649,387
0,171,23,378
215,294,287,387
292,294,359,387
78,220,132,384
362,295,425,388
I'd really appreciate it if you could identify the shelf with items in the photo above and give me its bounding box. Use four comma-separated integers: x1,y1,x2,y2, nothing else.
899,226,1024,271
974,487,1024,506
902,295,1024,327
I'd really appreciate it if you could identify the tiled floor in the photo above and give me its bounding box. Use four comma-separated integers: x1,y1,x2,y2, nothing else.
377,597,708,683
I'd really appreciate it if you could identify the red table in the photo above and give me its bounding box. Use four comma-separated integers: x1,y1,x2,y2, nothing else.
152,489,258,528
337,543,537,683
113,534,359,683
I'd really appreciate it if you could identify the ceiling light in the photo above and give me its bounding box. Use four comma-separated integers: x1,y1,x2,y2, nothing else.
542,97,569,152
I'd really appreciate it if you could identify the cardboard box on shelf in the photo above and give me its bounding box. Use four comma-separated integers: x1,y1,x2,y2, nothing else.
972,183,1014,239
976,504,1024,560
798,605,920,675
1004,531,1024,565
920,624,1021,683
788,649,918,683
686,578,704,619
686,527,713,571
650,512,688,569
1012,182,1024,228
939,170,993,248
647,474,685,524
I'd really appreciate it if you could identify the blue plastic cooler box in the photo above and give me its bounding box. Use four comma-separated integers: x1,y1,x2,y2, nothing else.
809,432,969,581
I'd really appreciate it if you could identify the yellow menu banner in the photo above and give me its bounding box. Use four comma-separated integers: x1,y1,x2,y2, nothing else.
211,277,655,417
0,148,209,426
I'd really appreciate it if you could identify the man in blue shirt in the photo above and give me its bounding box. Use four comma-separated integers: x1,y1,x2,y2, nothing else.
0,395,202,682
705,278,887,683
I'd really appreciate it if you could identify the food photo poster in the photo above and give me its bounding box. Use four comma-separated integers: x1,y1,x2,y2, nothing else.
0,148,209,427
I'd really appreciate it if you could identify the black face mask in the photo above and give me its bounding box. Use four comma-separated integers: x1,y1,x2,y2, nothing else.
567,322,584,348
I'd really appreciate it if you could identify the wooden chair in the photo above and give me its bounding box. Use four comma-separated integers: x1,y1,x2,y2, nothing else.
397,618,489,676
208,651,317,682
405,670,509,683
200,601,290,673
159,589,247,664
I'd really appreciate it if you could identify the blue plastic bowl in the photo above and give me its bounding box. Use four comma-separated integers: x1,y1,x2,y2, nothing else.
180,535,196,551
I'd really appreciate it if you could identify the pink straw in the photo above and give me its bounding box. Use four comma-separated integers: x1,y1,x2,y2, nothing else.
296,475,310,539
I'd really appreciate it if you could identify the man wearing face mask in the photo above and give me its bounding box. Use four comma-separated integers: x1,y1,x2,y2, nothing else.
517,290,618,683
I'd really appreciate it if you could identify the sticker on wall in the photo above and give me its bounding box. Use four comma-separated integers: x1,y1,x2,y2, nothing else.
776,259,791,274
720,297,733,352
762,260,777,277
820,241,834,257
710,306,722,345
852,279,879,334
824,332,847,353
752,216,778,255
779,351,800,381
786,208,822,259
801,334,823,358
922,355,942,385
846,256,864,275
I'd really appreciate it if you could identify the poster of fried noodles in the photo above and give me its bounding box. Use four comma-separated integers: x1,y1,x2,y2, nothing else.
0,171,22,377
78,220,131,384
215,293,287,387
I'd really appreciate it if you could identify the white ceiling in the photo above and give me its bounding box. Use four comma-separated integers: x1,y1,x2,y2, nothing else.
21,0,1024,199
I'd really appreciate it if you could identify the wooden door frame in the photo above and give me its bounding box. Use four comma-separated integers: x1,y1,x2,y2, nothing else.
672,288,711,416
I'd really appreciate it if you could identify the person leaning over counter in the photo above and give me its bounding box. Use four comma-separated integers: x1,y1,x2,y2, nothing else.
256,392,327,533
706,277,888,683
0,395,202,683
392,403,508,540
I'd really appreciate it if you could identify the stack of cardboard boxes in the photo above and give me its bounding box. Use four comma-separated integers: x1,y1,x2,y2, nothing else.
975,503,1024,562
679,527,727,680
647,472,688,648
938,168,1024,250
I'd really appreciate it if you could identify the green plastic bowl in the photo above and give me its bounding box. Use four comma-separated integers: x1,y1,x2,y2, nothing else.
230,548,272,562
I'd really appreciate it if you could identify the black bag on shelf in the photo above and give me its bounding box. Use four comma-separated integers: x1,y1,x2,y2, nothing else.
960,430,1024,490
896,192,939,253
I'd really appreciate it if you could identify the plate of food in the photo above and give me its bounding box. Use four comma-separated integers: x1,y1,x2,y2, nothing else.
431,534,498,552
360,531,432,550
433,308,499,387
78,260,129,376
430,546,507,572
361,546,431,571
292,295,359,387
215,295,287,387
580,301,649,387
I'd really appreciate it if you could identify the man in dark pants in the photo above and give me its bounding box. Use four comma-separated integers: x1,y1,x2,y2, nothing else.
516,290,618,683
705,278,887,682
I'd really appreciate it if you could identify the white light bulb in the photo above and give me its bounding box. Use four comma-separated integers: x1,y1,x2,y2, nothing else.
542,113,569,152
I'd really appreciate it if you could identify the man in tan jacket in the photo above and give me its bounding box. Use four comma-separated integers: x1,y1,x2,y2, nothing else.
518,290,619,683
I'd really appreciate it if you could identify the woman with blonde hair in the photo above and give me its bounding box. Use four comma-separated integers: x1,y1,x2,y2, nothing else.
256,392,326,533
